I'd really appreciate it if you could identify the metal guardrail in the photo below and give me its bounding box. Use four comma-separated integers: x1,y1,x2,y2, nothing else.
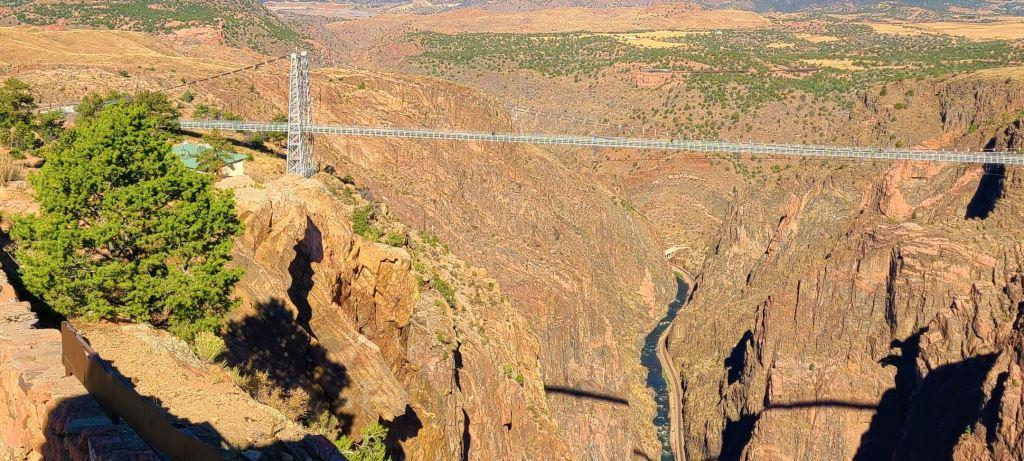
177,119,1024,166
60,322,224,461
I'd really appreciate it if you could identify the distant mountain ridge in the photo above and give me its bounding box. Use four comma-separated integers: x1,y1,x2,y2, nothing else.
694,0,1022,13
267,0,1022,13
0,0,301,52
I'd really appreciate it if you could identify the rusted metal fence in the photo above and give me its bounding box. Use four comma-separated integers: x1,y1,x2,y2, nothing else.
60,321,225,460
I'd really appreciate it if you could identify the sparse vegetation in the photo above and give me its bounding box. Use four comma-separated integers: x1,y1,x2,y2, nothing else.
351,205,383,241
432,275,457,306
334,422,389,461
229,362,312,421
9,0,301,52
193,331,227,362
193,103,242,122
11,99,243,341
245,112,287,147
384,232,406,247
411,22,1024,113
0,154,23,185
502,363,525,386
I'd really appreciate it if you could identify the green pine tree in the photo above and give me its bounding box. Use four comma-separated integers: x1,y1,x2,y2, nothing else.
11,101,242,340
0,78,35,130
334,423,390,461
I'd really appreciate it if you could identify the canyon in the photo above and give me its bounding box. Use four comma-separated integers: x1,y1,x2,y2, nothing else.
1,2,1024,459
663,80,1024,460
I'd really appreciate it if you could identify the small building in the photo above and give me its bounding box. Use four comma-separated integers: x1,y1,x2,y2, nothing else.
172,142,247,177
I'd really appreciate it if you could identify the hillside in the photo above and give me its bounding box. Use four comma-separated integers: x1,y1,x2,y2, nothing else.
269,0,1024,13
0,0,301,52
367,8,1024,273
2,1,1024,459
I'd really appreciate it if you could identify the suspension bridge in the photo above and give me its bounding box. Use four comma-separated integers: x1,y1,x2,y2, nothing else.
50,51,1024,174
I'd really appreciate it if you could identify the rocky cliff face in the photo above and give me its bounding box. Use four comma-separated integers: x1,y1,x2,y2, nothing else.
667,158,1024,460
225,174,573,459
299,71,677,459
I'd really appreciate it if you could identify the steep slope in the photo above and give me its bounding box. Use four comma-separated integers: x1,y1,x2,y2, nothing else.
225,174,572,459
667,133,1024,459
302,70,678,459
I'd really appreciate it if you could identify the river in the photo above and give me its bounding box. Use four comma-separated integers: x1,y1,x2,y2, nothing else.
641,278,689,461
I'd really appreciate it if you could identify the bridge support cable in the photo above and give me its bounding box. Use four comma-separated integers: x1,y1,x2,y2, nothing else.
287,52,316,177
177,120,1024,166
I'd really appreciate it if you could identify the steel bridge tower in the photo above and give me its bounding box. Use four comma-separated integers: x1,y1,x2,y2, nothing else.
287,51,315,177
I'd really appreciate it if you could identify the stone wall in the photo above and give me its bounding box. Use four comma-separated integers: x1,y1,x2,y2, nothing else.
634,69,674,88
0,271,158,461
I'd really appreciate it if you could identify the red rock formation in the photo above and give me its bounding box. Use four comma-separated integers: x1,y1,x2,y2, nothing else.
668,161,1024,460
308,74,677,459
227,174,572,459
597,71,1024,461
634,69,674,88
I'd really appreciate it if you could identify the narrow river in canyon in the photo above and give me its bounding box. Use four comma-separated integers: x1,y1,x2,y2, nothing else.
641,278,689,461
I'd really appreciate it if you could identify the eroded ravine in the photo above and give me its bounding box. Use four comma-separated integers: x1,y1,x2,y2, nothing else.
642,277,689,461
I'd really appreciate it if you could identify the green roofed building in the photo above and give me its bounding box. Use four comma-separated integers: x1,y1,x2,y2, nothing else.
172,142,247,177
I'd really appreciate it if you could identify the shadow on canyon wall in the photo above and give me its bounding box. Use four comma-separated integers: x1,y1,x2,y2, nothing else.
253,217,424,461
718,329,998,461
965,163,1005,220
724,330,754,386
287,217,322,338
543,384,630,406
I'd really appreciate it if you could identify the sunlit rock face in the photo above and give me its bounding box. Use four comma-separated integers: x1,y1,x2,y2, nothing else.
227,174,572,460
668,159,1024,461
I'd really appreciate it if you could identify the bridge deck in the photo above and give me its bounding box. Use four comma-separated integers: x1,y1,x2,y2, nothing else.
178,119,1024,165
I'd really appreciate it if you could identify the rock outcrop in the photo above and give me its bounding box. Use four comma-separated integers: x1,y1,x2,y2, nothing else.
73,321,337,458
226,174,571,459
667,159,1024,460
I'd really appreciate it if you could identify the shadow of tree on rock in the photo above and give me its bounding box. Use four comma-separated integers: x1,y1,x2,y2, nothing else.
223,298,354,435
853,329,924,461
714,329,998,461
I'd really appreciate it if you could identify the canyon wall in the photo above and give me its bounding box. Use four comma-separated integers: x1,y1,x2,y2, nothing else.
294,73,678,459
668,158,1024,460
226,174,576,459
663,69,1024,461
1,27,678,458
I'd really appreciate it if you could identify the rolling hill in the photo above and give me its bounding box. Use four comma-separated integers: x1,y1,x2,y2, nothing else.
0,0,302,52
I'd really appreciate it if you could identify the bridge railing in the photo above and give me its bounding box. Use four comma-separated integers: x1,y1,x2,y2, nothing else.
177,119,1024,166
61,322,224,460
